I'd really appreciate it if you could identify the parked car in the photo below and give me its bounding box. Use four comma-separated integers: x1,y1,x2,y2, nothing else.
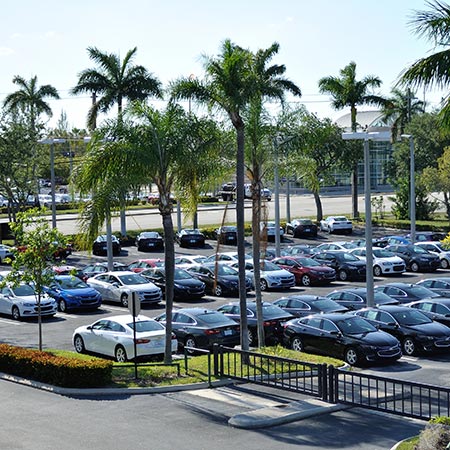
86,271,162,307
319,216,353,234
415,241,450,269
311,251,366,282
204,252,251,265
77,262,128,281
260,221,284,242
407,298,450,327
217,301,293,345
282,313,402,366
73,314,177,362
311,241,358,253
244,183,272,201
271,256,336,286
155,308,240,353
384,244,441,272
92,234,121,256
374,235,410,248
215,226,237,245
285,218,318,238
176,229,206,248
135,231,164,252
405,231,446,242
127,259,164,273
0,283,57,320
140,267,205,300
283,245,313,257
325,287,399,310
273,295,348,317
374,282,447,304
174,254,208,268
416,277,450,296
349,247,406,276
45,275,102,312
354,305,450,356
186,262,253,296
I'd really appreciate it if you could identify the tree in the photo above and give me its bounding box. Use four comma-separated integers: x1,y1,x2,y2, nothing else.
399,0,450,126
4,208,67,350
318,61,386,218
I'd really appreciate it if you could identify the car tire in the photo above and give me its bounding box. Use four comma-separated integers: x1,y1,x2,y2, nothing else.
345,347,359,366
184,336,197,354
301,274,311,286
120,293,129,307
115,345,128,362
402,338,416,356
247,328,257,346
441,259,450,269
73,335,85,354
373,265,382,277
260,279,268,291
338,269,348,282
11,306,21,321
58,299,67,313
214,284,223,297
410,261,420,272
291,336,304,352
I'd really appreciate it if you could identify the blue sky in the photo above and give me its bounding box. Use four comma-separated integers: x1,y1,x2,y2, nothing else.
0,0,444,129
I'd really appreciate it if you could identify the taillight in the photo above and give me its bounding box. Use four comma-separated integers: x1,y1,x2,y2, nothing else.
263,320,277,327
204,329,221,335
135,338,150,344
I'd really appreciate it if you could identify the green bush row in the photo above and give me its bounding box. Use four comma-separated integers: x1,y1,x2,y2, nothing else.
0,344,113,388
372,218,450,232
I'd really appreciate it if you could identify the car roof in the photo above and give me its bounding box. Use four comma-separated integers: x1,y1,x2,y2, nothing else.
96,270,139,276
275,295,328,302
301,312,353,321
410,298,450,305
96,314,152,324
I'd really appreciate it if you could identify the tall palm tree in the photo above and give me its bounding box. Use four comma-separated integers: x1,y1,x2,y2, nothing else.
399,0,450,125
318,61,386,218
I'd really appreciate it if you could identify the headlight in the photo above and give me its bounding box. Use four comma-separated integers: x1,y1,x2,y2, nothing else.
174,283,187,290
381,262,393,267
23,302,35,307
268,276,280,282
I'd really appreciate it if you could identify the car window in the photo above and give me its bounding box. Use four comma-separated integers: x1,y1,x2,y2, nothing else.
291,300,309,310
305,317,322,329
416,302,432,312
128,320,164,332
92,320,110,330
391,309,432,325
321,319,339,333
363,310,378,320
274,299,289,308
108,321,126,333
197,312,235,325
174,313,195,324
377,311,395,323
218,305,234,314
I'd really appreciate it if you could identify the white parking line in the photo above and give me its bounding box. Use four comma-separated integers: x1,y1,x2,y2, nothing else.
0,318,22,325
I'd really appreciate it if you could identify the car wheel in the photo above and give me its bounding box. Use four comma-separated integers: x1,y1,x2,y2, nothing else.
373,265,382,277
301,274,311,286
338,269,348,281
214,284,223,297
291,336,304,352
120,293,129,307
441,259,450,269
402,338,416,356
73,335,85,354
58,299,67,313
247,328,257,346
260,279,268,291
345,347,359,366
11,306,21,321
184,336,197,354
115,345,128,362
410,261,420,272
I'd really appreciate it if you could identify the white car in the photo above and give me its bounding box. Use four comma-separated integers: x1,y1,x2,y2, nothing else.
311,241,358,254
415,241,450,269
174,254,208,269
260,221,284,241
350,247,406,276
72,314,177,362
203,252,252,265
86,271,162,307
320,216,353,234
0,283,57,320
231,260,295,291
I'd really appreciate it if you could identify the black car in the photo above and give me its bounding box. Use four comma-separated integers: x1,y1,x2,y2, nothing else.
186,263,253,297
217,301,293,346
215,226,237,245
354,305,450,356
407,298,450,327
282,313,402,366
416,278,450,297
155,308,240,353
325,288,399,311
273,295,348,317
374,282,449,304
176,229,206,248
77,262,128,281
285,218,318,238
384,244,440,272
92,234,121,256
311,250,366,282
135,231,164,252
140,267,205,300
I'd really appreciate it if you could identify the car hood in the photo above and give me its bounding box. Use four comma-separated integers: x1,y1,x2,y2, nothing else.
174,278,204,287
402,322,450,336
261,269,292,277
350,330,399,346
14,294,52,304
59,287,99,296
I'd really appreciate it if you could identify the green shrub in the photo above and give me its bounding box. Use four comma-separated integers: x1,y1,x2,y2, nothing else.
415,417,450,450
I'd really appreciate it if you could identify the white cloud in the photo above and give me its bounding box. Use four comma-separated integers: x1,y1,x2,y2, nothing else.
43,31,57,39
0,47,14,56
10,33,22,39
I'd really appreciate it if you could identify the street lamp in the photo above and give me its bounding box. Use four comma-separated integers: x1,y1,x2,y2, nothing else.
342,131,390,307
401,134,415,244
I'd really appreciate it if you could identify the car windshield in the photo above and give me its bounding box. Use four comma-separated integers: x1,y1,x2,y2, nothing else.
311,298,344,311
183,229,202,235
141,232,159,238
373,248,396,258
390,309,433,326
260,261,281,271
295,257,321,267
197,312,235,325
340,253,360,262
117,273,150,285
58,277,88,289
260,304,289,318
334,217,347,222
336,316,377,334
221,226,237,232
374,292,398,304
405,285,439,299
174,268,193,280
215,265,238,276
298,219,313,225
128,319,165,332
12,284,35,296
412,245,429,254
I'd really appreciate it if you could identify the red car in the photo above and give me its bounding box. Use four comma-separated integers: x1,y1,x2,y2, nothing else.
127,259,164,273
272,256,336,286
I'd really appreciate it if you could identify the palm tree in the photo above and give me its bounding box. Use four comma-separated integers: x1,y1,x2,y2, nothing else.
318,61,386,218
399,0,450,125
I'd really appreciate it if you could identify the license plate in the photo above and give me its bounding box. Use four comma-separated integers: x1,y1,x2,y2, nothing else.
223,329,233,336
304,228,310,232
190,239,196,243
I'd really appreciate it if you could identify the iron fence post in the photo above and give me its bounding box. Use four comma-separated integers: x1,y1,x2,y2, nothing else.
213,344,219,377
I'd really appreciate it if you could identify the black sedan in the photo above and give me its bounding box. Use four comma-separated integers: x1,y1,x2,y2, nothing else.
311,250,366,281
273,295,348,317
282,313,402,366
92,234,121,256
384,244,441,272
354,305,450,356
325,288,399,310
155,308,240,353
215,226,237,245
285,218,318,238
416,278,450,297
135,231,164,252
186,263,253,297
407,298,450,327
176,229,206,248
374,282,449,304
217,301,293,346
140,267,205,300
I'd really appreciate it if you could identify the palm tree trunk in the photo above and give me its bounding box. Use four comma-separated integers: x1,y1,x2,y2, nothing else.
106,212,114,271
313,190,323,222
352,164,359,219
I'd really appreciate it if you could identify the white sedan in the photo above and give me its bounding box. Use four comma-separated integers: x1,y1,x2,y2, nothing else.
320,216,353,234
0,283,57,320
350,247,406,276
72,314,177,362
86,271,162,307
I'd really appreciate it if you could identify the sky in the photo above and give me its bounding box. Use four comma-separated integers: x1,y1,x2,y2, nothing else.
0,0,446,130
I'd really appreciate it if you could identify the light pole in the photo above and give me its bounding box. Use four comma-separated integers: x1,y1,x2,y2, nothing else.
401,134,416,244
342,131,390,307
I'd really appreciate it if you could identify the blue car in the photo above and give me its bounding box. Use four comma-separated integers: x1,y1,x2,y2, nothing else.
45,275,102,313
